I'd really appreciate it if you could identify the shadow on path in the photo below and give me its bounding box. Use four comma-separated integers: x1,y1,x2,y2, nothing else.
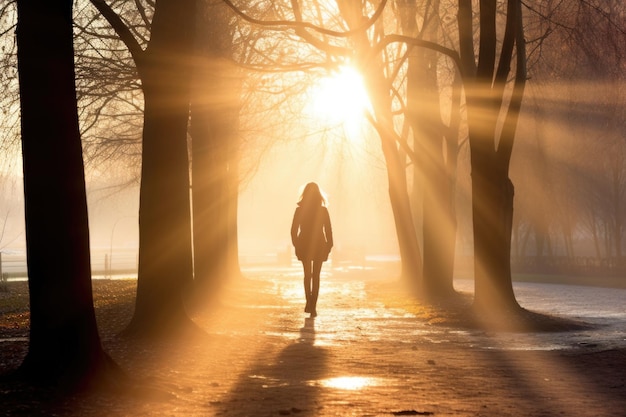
216,317,328,416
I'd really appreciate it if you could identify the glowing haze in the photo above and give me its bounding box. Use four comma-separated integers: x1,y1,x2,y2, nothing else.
237,65,398,264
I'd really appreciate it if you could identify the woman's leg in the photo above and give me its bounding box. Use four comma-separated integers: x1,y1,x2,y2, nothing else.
302,260,312,312
310,260,323,316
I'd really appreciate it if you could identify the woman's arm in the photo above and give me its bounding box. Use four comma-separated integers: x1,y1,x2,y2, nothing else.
290,207,300,246
324,207,333,248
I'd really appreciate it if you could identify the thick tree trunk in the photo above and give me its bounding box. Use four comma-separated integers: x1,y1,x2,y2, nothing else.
190,106,226,284
466,88,519,310
458,0,526,312
125,0,197,336
470,159,518,310
15,0,117,386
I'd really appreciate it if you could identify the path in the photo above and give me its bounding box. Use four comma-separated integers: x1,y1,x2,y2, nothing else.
2,269,626,416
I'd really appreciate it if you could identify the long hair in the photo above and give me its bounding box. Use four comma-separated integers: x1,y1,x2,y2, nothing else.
297,182,327,207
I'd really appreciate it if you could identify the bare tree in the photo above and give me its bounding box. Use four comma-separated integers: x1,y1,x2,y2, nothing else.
455,0,527,311
397,0,460,298
90,0,197,336
14,0,119,386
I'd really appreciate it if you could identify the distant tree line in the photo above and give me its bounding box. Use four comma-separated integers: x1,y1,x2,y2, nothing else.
511,1,626,275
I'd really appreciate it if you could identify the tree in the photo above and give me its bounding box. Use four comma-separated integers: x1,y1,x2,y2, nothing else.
397,0,460,298
90,0,197,336
457,0,526,311
14,0,118,386
330,0,425,285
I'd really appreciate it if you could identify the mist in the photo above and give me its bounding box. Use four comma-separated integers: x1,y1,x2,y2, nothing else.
1,79,624,280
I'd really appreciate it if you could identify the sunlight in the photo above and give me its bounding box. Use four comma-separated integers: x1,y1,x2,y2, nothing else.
308,65,371,139
317,376,381,390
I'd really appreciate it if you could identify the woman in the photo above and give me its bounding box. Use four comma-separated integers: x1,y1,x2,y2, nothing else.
291,182,333,317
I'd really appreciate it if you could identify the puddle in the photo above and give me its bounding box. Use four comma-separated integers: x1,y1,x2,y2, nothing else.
313,376,385,390
247,374,387,390
247,374,290,388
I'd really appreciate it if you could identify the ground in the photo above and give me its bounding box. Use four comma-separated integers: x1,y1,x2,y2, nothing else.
1,268,625,416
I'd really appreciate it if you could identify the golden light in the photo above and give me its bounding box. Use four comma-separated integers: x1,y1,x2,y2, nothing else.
317,376,381,390
307,65,371,139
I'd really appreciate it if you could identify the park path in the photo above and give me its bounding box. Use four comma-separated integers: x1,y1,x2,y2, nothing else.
90,267,623,417
12,267,623,417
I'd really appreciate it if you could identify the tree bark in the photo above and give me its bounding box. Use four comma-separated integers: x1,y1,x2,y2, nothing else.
89,0,198,336
125,0,197,335
469,159,518,310
16,0,118,386
460,0,526,311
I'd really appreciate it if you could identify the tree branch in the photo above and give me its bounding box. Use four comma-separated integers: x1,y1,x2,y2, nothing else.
220,0,388,38
370,34,461,73
497,0,526,172
457,0,476,77
476,0,497,81
89,0,145,66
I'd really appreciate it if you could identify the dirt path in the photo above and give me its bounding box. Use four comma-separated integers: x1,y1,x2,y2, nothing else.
1,270,626,416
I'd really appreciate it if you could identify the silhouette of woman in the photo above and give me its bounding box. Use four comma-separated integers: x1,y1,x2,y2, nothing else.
291,182,333,317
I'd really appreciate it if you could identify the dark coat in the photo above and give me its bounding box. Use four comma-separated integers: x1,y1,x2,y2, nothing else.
291,205,333,262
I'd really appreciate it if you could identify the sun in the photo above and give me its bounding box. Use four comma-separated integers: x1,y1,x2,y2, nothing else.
307,65,371,138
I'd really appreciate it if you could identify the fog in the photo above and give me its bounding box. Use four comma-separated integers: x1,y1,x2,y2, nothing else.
0,107,402,273
2,78,625,278
237,128,399,263
0,54,624,279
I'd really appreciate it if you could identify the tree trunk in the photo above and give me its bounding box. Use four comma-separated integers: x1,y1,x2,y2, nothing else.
15,0,118,386
460,0,526,312
341,0,423,287
394,0,459,298
408,10,456,299
470,157,519,310
382,136,424,284
125,0,197,336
